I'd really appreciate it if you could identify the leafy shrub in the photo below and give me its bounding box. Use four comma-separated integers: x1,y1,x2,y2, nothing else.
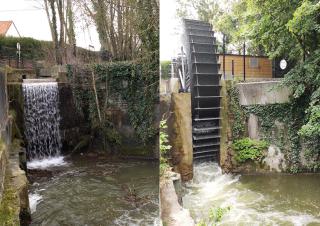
160,61,171,79
0,36,49,60
209,206,231,223
232,138,269,163
196,206,231,226
160,119,171,176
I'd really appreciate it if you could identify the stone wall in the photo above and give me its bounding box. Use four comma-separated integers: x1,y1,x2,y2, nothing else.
0,70,9,203
0,69,30,224
220,80,294,173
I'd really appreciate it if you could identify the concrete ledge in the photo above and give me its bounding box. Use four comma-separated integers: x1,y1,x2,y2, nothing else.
237,81,291,106
23,78,56,83
160,177,194,226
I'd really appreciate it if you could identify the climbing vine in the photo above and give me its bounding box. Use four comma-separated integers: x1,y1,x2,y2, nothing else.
244,100,307,173
67,61,158,145
226,84,246,139
226,81,310,173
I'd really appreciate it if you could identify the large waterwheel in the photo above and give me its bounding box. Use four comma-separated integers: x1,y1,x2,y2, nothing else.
182,19,222,162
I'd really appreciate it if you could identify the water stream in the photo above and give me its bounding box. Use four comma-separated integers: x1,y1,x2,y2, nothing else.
183,162,320,226
23,81,62,161
29,156,159,226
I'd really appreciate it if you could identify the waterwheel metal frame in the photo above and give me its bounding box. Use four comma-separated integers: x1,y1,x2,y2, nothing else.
181,19,222,163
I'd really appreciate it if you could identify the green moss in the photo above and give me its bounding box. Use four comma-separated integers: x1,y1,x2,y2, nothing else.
0,175,20,226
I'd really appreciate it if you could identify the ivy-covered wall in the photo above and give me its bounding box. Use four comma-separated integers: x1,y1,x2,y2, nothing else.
221,80,318,173
66,61,159,157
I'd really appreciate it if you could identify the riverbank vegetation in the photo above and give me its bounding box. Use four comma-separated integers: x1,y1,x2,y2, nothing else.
178,0,320,172
52,0,159,156
160,119,171,176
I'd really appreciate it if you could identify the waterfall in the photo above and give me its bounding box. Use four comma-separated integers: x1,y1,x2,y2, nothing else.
23,81,62,161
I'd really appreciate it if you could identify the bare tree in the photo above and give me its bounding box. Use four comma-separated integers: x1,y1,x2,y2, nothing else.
42,0,77,64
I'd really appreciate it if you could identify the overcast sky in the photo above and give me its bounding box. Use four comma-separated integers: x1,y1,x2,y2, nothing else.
160,0,183,61
0,0,100,50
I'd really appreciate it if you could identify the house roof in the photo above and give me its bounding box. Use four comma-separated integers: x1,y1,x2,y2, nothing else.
0,21,13,36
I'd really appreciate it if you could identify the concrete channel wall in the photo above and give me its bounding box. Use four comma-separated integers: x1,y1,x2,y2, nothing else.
0,69,30,224
237,81,291,106
0,70,9,203
220,80,293,173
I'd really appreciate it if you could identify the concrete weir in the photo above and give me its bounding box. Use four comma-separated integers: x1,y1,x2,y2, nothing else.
23,78,56,83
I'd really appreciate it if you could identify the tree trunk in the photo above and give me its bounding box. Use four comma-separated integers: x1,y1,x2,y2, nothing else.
67,0,77,57
48,0,61,64
57,0,65,64
91,70,102,123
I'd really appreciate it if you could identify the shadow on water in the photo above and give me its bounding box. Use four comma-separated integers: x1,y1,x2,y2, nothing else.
28,155,159,226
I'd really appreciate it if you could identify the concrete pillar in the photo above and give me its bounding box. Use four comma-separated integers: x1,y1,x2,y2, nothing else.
248,114,259,140
170,93,193,181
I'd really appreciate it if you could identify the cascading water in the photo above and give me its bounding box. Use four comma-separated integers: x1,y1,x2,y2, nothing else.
183,162,320,225
23,81,62,163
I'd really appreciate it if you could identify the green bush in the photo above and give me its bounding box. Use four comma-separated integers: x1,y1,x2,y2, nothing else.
160,60,171,79
0,36,50,60
232,138,269,163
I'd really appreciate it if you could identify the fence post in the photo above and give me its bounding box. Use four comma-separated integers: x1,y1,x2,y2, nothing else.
232,60,234,79
243,42,246,81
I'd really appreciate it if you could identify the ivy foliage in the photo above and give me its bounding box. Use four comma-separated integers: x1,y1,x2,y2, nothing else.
67,61,158,145
233,138,269,163
280,50,320,170
244,102,306,172
226,85,246,139
226,82,307,172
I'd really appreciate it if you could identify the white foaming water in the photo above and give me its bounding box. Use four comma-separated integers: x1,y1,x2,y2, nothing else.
183,162,320,226
27,156,68,169
23,82,62,160
29,192,43,214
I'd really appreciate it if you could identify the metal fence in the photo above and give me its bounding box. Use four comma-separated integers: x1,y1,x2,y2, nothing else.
0,56,34,69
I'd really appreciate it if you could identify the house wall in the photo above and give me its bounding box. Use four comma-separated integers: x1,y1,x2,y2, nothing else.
219,55,273,79
6,24,20,37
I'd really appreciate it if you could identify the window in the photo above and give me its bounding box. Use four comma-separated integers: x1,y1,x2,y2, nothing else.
249,58,259,68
